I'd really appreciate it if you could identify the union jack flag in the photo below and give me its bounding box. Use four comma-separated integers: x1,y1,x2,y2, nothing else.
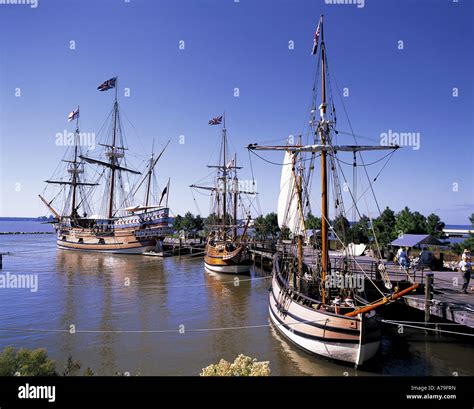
311,16,322,55
208,115,223,125
97,77,117,92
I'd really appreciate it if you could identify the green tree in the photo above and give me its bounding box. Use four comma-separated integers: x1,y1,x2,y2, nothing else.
333,215,350,244
457,213,474,252
181,211,196,231
264,213,279,239
280,226,291,240
205,212,218,229
350,215,370,244
394,207,427,235
254,213,280,240
372,206,397,249
254,215,266,240
194,215,204,231
0,347,57,376
173,214,183,232
305,212,322,230
426,213,445,239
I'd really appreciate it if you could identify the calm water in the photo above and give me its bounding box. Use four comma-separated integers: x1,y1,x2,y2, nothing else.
0,221,472,376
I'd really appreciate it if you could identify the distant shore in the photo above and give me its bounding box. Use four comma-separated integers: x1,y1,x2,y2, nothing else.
0,217,55,222
0,231,55,235
0,217,471,231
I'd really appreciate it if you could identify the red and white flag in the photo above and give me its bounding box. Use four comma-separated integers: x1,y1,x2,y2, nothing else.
68,107,79,122
311,16,322,55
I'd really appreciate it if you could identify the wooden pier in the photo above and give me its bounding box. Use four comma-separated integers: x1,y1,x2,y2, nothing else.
162,238,206,257
247,243,474,330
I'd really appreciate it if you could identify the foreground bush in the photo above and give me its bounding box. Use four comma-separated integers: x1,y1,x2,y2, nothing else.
0,347,95,376
0,347,57,376
200,354,270,376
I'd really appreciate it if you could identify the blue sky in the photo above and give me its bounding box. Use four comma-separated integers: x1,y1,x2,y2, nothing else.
0,0,473,224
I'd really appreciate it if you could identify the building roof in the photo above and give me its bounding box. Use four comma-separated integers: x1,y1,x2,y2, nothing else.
391,234,443,247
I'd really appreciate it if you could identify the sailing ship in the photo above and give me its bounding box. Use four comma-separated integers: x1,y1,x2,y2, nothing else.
39,77,173,254
248,16,418,365
191,115,255,274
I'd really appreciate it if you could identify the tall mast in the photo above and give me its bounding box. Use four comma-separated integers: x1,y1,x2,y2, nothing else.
295,135,305,286
108,82,119,219
71,106,80,218
233,153,238,240
319,17,329,304
246,15,400,303
145,151,154,208
221,115,227,240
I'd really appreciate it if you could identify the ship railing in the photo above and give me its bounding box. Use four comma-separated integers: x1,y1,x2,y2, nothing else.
273,255,322,309
134,226,173,238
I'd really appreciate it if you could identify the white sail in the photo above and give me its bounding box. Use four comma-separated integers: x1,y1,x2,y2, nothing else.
277,151,304,236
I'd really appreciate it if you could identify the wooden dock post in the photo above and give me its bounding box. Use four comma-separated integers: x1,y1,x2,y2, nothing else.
424,272,434,323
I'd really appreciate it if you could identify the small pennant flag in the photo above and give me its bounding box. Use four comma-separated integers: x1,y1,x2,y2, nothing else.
67,107,79,122
311,17,322,55
208,115,223,125
97,77,117,92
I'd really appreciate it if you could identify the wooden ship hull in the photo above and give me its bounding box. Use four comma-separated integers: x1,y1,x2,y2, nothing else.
55,208,172,254
204,242,252,274
268,272,381,365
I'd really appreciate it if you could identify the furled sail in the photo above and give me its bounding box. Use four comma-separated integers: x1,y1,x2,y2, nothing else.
277,151,304,236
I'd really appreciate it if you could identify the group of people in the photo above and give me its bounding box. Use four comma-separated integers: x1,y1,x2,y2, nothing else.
396,246,435,271
395,246,472,294
331,294,355,313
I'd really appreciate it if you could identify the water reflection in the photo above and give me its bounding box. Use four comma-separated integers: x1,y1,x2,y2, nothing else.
0,231,471,376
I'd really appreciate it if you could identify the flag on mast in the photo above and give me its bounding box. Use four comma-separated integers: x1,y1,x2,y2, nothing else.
159,179,170,206
97,77,117,92
67,107,79,122
208,115,223,125
311,16,322,55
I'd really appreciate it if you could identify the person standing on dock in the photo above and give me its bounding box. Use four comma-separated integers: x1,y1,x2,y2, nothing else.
459,250,472,294
398,247,410,269
462,248,471,262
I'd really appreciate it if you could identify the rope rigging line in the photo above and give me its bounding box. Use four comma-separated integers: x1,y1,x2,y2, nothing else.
190,188,204,216
248,148,321,167
381,320,474,338
335,129,381,143
330,149,397,168
327,66,383,216
318,211,386,298
0,317,332,335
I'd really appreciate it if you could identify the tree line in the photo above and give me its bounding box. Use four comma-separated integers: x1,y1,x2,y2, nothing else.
172,208,474,253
